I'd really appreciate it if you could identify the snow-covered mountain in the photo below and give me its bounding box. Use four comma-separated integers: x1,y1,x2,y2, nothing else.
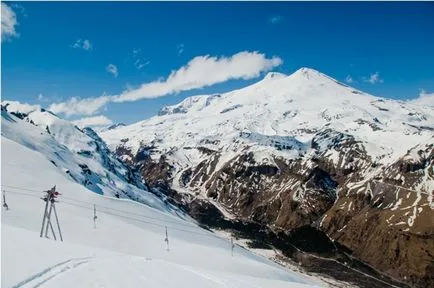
1,102,161,205
103,68,432,170
101,67,434,287
1,104,323,287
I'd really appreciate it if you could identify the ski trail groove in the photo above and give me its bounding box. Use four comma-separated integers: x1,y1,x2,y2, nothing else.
12,257,92,288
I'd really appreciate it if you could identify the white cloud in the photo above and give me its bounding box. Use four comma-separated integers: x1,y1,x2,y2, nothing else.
177,43,184,55
269,15,284,24
72,115,113,128
72,39,93,51
409,89,434,107
48,95,111,117
49,51,283,116
345,75,354,84
106,64,118,77
363,72,383,84
1,100,40,114
1,3,19,42
37,93,45,101
113,51,283,102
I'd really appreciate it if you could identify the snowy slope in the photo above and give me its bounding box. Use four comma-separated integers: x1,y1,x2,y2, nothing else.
1,105,163,205
3,225,318,288
1,109,322,287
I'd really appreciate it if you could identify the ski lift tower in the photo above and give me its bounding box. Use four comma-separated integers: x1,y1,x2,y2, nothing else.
40,186,63,241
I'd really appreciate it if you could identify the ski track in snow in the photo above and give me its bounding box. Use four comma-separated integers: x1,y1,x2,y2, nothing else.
12,257,92,288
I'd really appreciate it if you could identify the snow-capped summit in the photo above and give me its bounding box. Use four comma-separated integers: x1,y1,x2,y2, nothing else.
101,66,433,205
102,67,432,167
291,67,323,78
295,67,353,89
263,71,287,80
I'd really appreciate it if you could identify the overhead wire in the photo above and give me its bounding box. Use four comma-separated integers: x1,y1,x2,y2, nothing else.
1,185,217,238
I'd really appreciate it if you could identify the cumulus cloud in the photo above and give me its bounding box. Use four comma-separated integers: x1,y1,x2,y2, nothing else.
72,39,93,51
363,72,383,84
345,75,354,84
1,3,19,42
49,51,283,116
106,64,118,77
269,15,284,24
409,89,434,107
48,95,111,117
72,115,113,128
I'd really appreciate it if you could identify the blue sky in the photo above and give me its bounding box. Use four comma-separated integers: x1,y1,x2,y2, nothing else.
2,1,434,125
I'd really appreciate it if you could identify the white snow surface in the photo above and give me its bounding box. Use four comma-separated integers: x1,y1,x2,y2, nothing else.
1,109,322,287
102,67,433,173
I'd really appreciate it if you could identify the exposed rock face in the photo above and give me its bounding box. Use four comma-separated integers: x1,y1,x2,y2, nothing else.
321,182,434,287
203,152,338,229
139,155,173,191
101,68,434,287
319,140,434,287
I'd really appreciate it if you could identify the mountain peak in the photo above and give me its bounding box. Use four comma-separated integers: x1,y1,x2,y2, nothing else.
263,71,287,80
288,67,352,90
291,67,326,79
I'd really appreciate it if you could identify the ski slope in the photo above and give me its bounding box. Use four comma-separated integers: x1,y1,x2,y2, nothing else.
1,110,323,287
